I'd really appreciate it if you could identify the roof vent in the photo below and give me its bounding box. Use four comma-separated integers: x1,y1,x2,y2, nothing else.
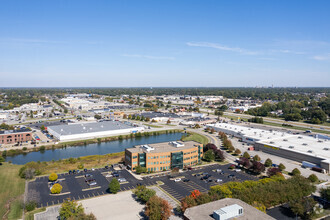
283,139,288,141
289,146,294,149
302,143,308,146
323,148,329,151
298,136,303,139
307,150,313,153
270,141,274,144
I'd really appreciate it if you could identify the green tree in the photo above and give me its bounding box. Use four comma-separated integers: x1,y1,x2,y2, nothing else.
290,197,316,219
133,185,156,203
278,163,286,171
291,168,301,176
49,173,58,182
307,174,318,183
320,187,330,201
109,178,120,194
94,114,101,120
264,158,272,167
204,150,215,162
253,155,261,162
59,199,85,219
234,149,241,155
242,152,250,159
145,196,172,220
40,125,45,131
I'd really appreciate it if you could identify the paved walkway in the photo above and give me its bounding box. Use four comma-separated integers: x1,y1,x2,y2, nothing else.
34,205,60,220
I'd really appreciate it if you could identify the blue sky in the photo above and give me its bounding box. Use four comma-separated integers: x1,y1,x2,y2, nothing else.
0,0,329,87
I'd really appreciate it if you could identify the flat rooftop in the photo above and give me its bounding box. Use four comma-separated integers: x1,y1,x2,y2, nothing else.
48,121,136,136
184,198,274,220
209,123,294,140
209,123,330,161
0,128,31,135
257,135,330,161
136,112,185,119
126,141,200,154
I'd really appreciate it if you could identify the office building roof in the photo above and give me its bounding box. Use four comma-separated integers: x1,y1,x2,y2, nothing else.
48,121,136,136
184,198,275,220
0,128,31,135
126,141,201,154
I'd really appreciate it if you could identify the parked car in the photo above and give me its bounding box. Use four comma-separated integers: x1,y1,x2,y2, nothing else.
216,169,222,173
85,174,93,178
105,174,113,178
216,179,223,183
105,165,109,169
183,179,190,182
228,174,235,178
113,173,119,177
68,170,72,174
118,178,127,183
174,178,181,182
84,168,88,172
235,169,241,172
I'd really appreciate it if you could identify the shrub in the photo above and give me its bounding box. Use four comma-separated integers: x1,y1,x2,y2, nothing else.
49,173,58,182
133,185,156,203
109,178,120,194
51,183,62,194
22,147,27,151
264,158,272,167
135,165,147,174
267,167,281,177
291,168,301,176
25,201,37,212
77,163,84,169
278,163,286,171
320,187,330,201
307,174,318,183
39,146,46,151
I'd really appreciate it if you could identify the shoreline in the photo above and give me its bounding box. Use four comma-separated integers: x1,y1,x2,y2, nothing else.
1,129,183,158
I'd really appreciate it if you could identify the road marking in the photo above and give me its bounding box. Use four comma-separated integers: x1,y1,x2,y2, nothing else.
46,202,48,206
83,194,85,198
52,201,54,205
92,193,95,197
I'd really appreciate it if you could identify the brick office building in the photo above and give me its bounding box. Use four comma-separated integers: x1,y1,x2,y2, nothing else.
125,141,203,172
0,129,33,144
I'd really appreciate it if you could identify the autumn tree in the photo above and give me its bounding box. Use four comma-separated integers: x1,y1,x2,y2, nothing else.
145,196,172,220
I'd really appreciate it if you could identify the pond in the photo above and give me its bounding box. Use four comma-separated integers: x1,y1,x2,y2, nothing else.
6,133,184,164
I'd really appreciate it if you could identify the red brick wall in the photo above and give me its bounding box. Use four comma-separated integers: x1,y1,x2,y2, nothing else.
0,132,32,144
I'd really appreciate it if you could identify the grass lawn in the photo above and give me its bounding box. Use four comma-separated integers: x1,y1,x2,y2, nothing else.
0,163,25,220
181,132,209,145
143,123,163,128
25,152,125,175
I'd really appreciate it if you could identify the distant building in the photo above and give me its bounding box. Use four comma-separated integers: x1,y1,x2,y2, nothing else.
0,129,32,144
125,141,203,172
184,198,274,220
47,121,144,141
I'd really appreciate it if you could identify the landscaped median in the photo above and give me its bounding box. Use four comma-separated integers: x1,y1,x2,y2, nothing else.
181,132,209,145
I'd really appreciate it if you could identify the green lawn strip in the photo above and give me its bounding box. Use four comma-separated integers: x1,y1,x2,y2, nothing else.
156,186,180,205
181,132,209,145
142,124,163,128
0,163,25,220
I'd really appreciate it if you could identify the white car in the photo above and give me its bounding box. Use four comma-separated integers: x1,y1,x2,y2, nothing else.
216,179,223,183
105,174,113,178
174,178,181,182
235,169,241,172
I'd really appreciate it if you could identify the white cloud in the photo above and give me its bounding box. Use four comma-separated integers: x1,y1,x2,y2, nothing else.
312,53,330,61
122,54,175,60
186,42,261,55
270,49,306,55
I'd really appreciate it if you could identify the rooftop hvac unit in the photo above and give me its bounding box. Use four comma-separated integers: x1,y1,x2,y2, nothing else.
283,139,288,141
323,148,329,151
289,146,294,149
307,150,313,153
213,204,243,220
298,136,303,139
302,143,308,146
270,141,274,144
318,140,323,143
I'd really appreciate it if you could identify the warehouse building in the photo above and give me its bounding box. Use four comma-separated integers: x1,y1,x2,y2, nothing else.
125,141,203,172
48,121,144,141
206,123,330,172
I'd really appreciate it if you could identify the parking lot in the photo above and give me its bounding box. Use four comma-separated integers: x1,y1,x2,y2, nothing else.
27,163,258,207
